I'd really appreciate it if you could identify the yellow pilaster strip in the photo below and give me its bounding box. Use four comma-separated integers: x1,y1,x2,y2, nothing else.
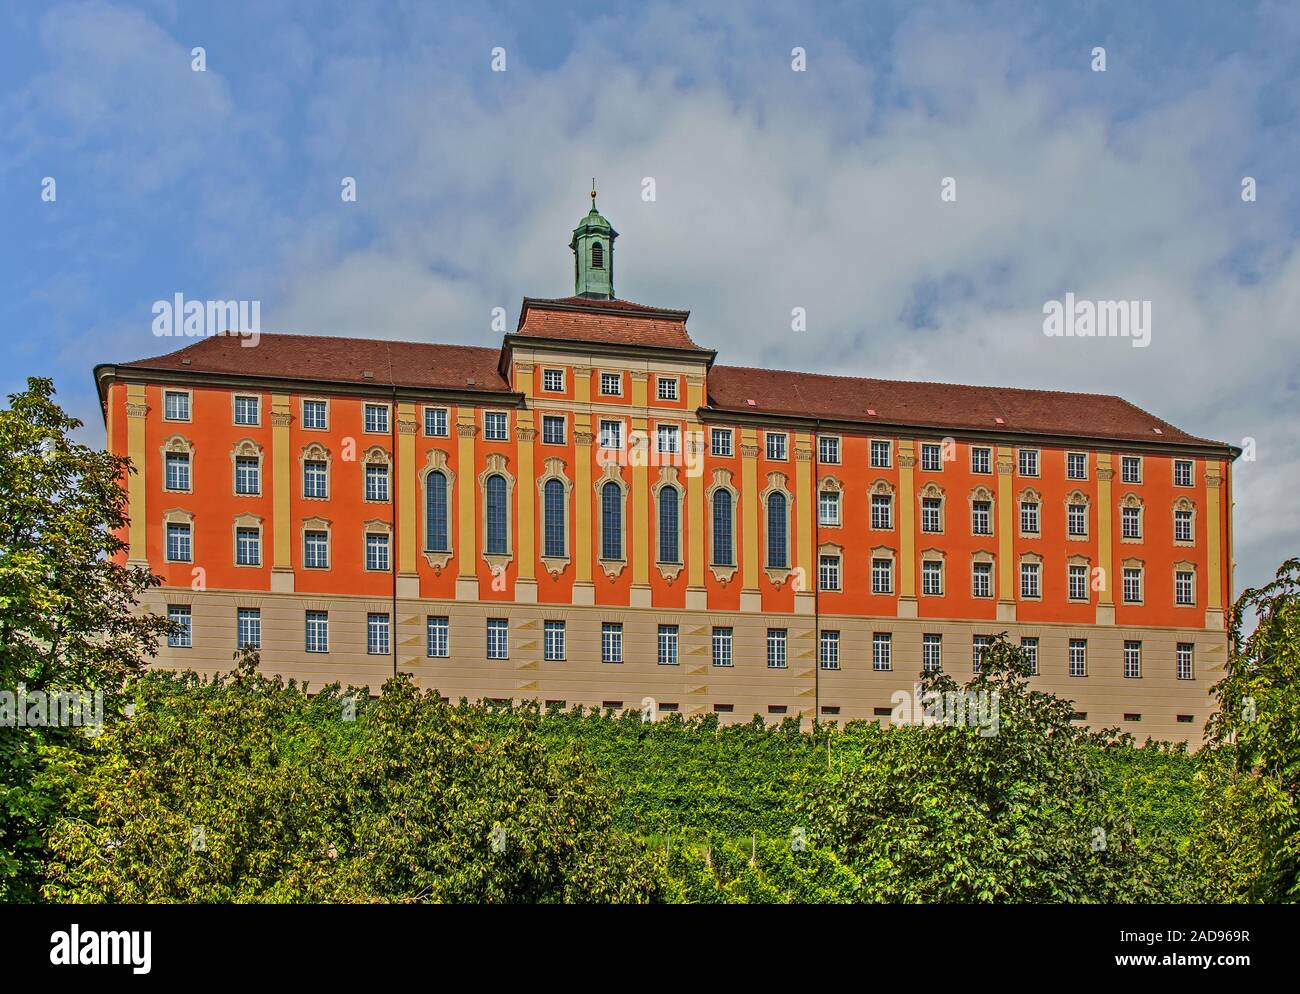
795,433,814,582
573,370,594,599
125,384,148,565
396,402,418,596
1206,460,1223,613
455,407,479,599
740,428,760,595
270,395,293,589
897,439,917,614
1095,452,1115,624
686,379,707,594
514,367,537,601
629,373,650,602
995,445,1015,620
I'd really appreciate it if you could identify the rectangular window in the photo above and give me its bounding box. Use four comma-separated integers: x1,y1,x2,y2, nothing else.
818,436,840,464
819,554,841,591
364,403,389,434
1176,643,1194,680
920,443,942,472
819,489,840,525
972,635,992,673
1121,456,1142,484
819,630,840,670
872,632,892,671
972,561,992,598
163,390,190,421
871,494,893,530
1069,639,1087,677
165,452,190,491
711,428,733,457
970,446,991,474
599,419,623,451
656,376,678,401
1018,449,1039,477
1174,459,1194,487
923,634,942,673
1176,570,1195,605
542,368,565,393
871,557,893,594
303,530,328,569
166,522,192,562
1175,509,1193,543
542,415,566,445
483,412,508,441
237,608,260,649
365,464,389,502
1123,567,1143,603
767,629,788,669
235,456,260,495
602,623,623,664
305,611,329,653
657,424,680,454
1068,503,1087,537
426,616,449,657
712,627,734,668
304,460,327,499
1121,506,1141,540
1124,640,1142,678
870,440,891,468
922,560,942,596
921,498,942,533
543,620,566,661
1069,563,1089,601
365,533,390,571
233,395,260,425
424,407,448,437
303,399,327,430
971,500,992,535
766,432,787,461
657,625,679,666
1067,452,1087,480
167,605,192,648
486,618,509,659
235,527,261,566
1020,562,1040,598
600,372,622,396
367,613,390,655
1020,501,1039,535
1021,637,1039,675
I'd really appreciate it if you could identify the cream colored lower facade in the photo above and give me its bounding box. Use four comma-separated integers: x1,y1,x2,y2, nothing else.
143,587,1225,745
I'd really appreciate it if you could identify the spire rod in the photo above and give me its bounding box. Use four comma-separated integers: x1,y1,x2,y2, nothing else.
590,178,597,208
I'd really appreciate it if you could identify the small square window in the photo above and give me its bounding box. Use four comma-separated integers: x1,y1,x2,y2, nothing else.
656,377,679,401
233,395,260,426
600,372,622,396
163,391,190,422
364,403,389,434
424,407,449,437
484,411,508,441
542,368,565,393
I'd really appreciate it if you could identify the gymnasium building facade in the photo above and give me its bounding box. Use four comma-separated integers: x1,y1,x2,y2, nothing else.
95,195,1237,742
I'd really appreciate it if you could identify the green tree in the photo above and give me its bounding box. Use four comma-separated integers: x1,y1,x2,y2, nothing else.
1203,557,1300,902
797,637,1173,902
0,378,168,901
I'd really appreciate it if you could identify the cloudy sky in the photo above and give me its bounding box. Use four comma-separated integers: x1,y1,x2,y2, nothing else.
2,0,1296,595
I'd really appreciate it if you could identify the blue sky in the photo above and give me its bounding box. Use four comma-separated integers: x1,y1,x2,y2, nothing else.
1,0,1297,593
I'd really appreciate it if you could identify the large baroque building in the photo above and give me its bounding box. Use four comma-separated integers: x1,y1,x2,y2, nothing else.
96,195,1237,742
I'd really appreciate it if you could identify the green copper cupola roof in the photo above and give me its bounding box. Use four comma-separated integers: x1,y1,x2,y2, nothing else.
570,182,618,299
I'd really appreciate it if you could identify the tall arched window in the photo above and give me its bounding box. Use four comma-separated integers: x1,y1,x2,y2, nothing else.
485,474,508,555
658,485,680,563
712,489,734,566
767,491,788,568
543,478,566,559
426,470,448,552
591,241,604,269
601,481,622,560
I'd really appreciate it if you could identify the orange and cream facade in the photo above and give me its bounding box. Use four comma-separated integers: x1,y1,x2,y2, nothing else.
95,199,1236,742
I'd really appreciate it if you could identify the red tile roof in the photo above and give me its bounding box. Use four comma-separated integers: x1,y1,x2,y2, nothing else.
117,333,509,392
514,296,708,352
707,364,1221,447
102,321,1228,450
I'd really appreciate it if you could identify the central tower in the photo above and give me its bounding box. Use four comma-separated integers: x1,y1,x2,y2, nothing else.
570,182,617,299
